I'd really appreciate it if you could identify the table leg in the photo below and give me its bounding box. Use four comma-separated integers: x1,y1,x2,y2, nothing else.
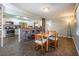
46,40,48,52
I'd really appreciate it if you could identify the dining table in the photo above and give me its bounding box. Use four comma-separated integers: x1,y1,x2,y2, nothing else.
35,32,52,52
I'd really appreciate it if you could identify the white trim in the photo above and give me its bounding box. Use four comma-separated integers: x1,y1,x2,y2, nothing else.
58,34,67,38
1,5,4,47
72,37,79,55
18,28,21,42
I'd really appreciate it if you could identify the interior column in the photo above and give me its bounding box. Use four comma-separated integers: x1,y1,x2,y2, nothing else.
42,18,46,32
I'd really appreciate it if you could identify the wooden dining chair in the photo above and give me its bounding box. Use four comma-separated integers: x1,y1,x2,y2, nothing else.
48,31,58,48
34,32,48,53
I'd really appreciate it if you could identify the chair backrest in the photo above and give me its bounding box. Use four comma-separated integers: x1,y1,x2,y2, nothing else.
50,31,58,40
54,31,58,40
49,31,53,36
34,32,44,40
45,32,49,37
52,31,56,36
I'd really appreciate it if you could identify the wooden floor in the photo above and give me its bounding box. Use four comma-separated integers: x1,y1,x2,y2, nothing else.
0,36,78,56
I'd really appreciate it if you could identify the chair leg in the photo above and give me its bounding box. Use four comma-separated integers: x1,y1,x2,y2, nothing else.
56,40,58,48
46,40,48,52
54,40,58,48
34,43,37,49
54,41,56,48
48,40,50,47
41,44,44,53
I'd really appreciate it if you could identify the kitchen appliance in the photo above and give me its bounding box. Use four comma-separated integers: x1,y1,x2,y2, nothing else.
5,21,15,37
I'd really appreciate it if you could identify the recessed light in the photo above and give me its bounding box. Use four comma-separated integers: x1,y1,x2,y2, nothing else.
15,16,20,18
42,7,50,12
22,17,29,19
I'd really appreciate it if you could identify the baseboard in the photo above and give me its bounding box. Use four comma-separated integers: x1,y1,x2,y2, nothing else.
72,37,79,55
58,35,67,38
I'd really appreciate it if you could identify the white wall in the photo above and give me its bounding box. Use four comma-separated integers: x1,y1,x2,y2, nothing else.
74,5,79,55
46,18,68,37
77,5,79,36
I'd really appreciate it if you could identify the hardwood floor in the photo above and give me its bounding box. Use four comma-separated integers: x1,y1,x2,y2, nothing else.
0,36,78,56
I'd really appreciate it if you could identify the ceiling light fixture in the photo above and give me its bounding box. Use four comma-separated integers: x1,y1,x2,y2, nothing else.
42,7,50,12
22,17,29,19
15,16,20,18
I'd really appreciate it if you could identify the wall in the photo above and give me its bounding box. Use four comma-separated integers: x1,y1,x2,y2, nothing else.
46,18,68,37
73,5,79,55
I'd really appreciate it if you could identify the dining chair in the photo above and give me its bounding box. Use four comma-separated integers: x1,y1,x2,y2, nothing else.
34,32,49,53
48,31,58,48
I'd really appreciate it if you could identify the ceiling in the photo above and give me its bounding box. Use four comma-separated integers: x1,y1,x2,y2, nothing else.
11,3,76,20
